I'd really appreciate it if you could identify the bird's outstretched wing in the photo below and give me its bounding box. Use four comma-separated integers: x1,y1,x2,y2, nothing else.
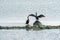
29,14,36,17
38,14,45,18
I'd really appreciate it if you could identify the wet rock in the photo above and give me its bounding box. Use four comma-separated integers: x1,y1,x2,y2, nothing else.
33,20,43,28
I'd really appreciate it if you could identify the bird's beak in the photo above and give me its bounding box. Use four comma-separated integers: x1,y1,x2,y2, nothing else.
44,16,45,17
43,15,45,17
27,16,29,18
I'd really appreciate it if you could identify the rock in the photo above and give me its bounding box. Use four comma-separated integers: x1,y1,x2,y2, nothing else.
33,21,42,26
33,20,43,28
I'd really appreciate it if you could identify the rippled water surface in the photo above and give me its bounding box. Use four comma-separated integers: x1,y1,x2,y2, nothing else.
0,29,60,40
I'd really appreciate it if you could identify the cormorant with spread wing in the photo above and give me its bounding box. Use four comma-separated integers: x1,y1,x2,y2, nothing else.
29,12,45,21
25,12,45,24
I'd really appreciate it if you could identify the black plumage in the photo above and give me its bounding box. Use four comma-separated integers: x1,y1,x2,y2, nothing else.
26,18,29,24
28,12,45,20
38,14,45,18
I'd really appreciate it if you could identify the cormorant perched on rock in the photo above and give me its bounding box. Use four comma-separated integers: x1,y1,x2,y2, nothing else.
25,12,45,28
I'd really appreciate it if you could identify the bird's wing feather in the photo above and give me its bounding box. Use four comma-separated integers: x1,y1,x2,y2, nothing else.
29,14,36,17
38,14,45,18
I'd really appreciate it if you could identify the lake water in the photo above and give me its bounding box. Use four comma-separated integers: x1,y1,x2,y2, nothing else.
0,22,60,26
0,23,26,26
0,23,34,27
0,29,60,40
